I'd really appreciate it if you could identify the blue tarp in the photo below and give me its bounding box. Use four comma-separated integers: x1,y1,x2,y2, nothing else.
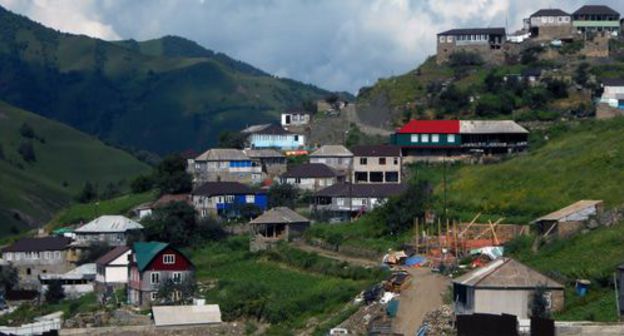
405,255,427,267
386,298,399,317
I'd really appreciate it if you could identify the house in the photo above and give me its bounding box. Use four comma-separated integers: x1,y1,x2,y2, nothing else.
527,9,573,40
241,124,305,150
309,145,353,175
152,300,221,327
249,207,311,251
191,181,268,218
74,215,144,247
279,163,341,191
313,183,408,220
572,5,620,35
2,236,73,289
351,145,402,184
600,78,624,109
243,148,287,177
95,246,132,293
453,258,564,319
532,200,604,238
281,109,311,129
39,263,96,299
187,148,262,184
391,120,529,159
436,28,506,64
128,242,195,308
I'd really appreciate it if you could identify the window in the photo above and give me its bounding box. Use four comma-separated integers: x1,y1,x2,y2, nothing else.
360,158,367,165
447,134,456,143
421,134,430,143
369,172,383,183
172,272,182,284
385,172,399,182
246,195,255,203
151,272,160,284
410,134,418,143
26,268,31,276
163,254,175,264
393,157,399,165
150,292,158,301
355,172,368,182
337,198,345,206
294,135,299,142
446,36,453,43
352,198,364,206
379,158,386,165
439,36,445,43
543,292,553,310
432,134,440,143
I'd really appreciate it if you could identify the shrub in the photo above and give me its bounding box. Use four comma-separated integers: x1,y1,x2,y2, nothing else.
153,155,192,194
448,51,484,67
545,79,569,99
19,122,35,139
267,183,298,209
130,175,154,193
17,141,36,162
45,280,65,304
77,242,110,265
76,182,97,203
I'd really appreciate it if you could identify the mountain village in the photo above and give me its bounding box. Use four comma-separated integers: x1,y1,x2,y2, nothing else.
3,3,624,336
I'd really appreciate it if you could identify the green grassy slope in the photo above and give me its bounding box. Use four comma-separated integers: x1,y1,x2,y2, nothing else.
0,101,149,232
0,6,331,154
443,119,624,223
510,222,624,321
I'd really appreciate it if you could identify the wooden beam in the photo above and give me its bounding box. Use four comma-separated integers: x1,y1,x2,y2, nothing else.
459,212,482,237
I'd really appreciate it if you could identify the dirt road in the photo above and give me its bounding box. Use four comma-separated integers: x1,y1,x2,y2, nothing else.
291,241,379,267
392,267,451,335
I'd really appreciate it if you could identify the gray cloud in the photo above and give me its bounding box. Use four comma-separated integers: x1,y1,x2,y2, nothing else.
1,0,623,93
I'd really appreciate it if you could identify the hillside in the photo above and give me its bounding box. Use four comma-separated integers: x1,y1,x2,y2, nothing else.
439,119,624,223
0,6,332,154
0,101,149,233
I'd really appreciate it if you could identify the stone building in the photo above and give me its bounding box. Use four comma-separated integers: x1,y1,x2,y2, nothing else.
436,27,506,64
74,215,144,247
187,148,263,185
572,5,620,36
527,9,573,40
309,145,353,176
351,145,402,184
2,236,73,289
249,207,310,252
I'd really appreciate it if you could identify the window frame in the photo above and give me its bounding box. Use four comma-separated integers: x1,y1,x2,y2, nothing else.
151,272,160,285
163,254,176,265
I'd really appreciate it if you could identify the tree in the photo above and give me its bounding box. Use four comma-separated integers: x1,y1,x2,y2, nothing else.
100,182,120,200
153,155,192,194
155,277,197,306
530,285,551,318
267,183,299,208
380,181,433,235
545,79,568,99
437,84,470,114
574,62,590,86
447,51,483,67
77,182,98,203
19,122,35,139
45,279,66,304
218,131,247,149
17,141,36,162
0,143,5,161
131,174,154,193
0,265,17,292
77,242,110,265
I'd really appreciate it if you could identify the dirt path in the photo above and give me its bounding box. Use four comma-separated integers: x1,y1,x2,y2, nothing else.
392,268,451,335
290,241,379,267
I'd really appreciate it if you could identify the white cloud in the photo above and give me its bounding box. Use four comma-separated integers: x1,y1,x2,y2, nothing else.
1,0,623,92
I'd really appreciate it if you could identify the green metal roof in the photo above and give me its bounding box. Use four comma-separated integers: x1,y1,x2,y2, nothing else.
133,241,169,272
52,227,74,234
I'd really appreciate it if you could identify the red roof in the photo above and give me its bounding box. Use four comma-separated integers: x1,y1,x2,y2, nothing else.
397,120,460,134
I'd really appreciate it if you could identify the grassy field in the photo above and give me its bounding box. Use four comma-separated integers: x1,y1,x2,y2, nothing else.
510,222,624,321
0,101,150,234
191,236,383,334
445,119,624,223
0,293,99,326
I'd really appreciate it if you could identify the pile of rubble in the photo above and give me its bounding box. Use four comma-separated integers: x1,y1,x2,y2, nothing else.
420,305,456,336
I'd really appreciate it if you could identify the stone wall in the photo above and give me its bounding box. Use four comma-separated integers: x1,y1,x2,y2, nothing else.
596,103,624,119
533,25,574,40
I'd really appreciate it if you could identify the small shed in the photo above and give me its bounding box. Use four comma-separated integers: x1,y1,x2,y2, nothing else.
152,302,222,327
249,207,310,251
453,258,564,319
532,200,603,238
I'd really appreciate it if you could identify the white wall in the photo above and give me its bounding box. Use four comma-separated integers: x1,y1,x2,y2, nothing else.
474,289,530,319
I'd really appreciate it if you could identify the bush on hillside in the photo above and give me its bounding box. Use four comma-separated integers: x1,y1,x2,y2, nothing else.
545,79,569,99
268,183,299,209
76,182,98,203
131,174,154,193
218,131,247,149
77,242,110,265
574,62,590,86
448,51,484,67
523,87,550,108
373,181,434,235
0,265,17,291
437,84,470,114
17,141,36,163
475,93,514,117
0,144,4,161
19,122,35,139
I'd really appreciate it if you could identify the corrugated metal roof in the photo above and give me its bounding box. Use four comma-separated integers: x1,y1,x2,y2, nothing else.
310,145,353,157
351,145,401,157
533,200,603,222
75,215,144,233
195,148,249,161
438,27,506,36
459,120,528,134
243,148,285,158
453,258,563,289
530,9,569,17
3,236,72,252
40,263,96,281
241,124,293,135
152,304,222,327
281,163,338,178
573,5,619,16
249,207,310,225
96,246,131,266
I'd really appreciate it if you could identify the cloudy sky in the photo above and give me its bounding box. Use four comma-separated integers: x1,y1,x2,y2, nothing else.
1,0,623,93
